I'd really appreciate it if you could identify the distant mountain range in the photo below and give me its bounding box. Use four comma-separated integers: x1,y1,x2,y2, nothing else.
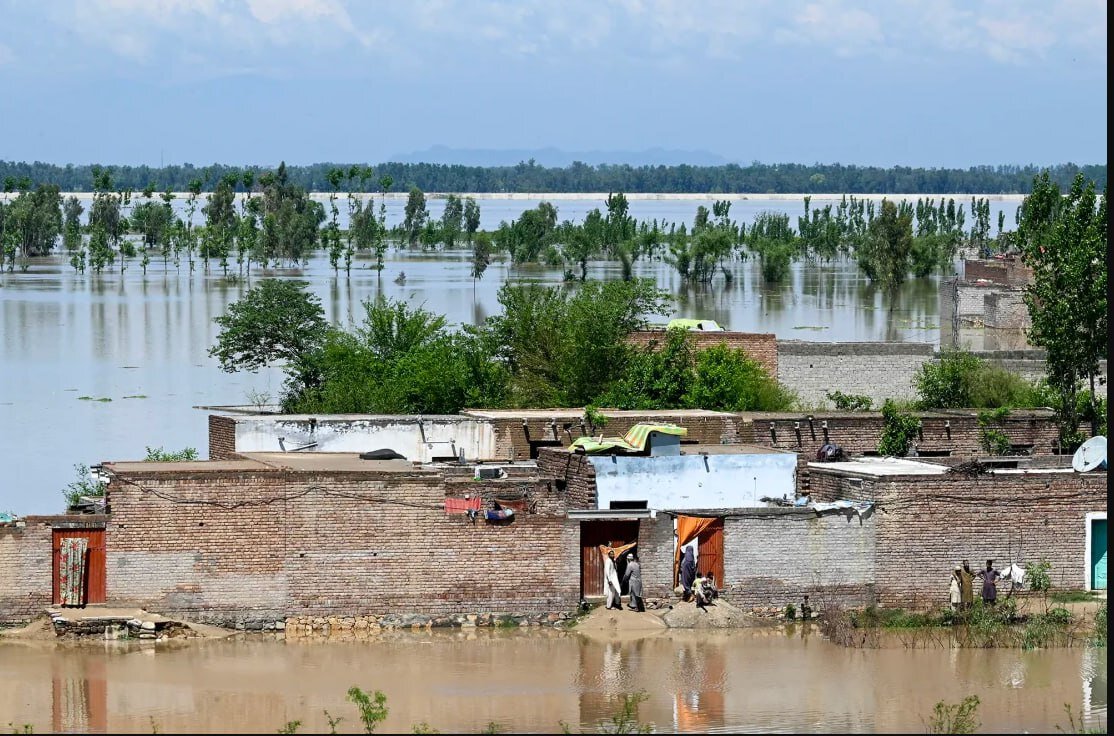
386,145,731,168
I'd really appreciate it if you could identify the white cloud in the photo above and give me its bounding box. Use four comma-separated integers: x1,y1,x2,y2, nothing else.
9,0,1108,77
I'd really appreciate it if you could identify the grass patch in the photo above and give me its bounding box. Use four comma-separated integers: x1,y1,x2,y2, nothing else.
77,396,112,402
1050,590,1098,604
122,394,148,399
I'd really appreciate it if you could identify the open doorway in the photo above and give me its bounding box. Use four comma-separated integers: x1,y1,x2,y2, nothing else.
580,520,639,598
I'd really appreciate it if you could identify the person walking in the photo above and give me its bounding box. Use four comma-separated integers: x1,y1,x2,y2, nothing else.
977,559,1001,606
679,546,697,602
949,566,963,612
602,549,623,610
623,552,645,612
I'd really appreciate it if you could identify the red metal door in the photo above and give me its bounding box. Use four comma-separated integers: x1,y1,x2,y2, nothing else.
580,521,639,598
696,519,724,589
52,530,106,605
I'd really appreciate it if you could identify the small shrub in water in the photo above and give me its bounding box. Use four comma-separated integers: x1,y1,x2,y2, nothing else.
277,722,302,734
923,694,980,734
347,687,388,734
784,603,797,620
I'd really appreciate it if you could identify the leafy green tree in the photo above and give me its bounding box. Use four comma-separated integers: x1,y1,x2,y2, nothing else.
440,194,464,248
484,279,669,406
2,183,63,262
470,231,494,289
209,279,328,379
202,173,238,275
1017,172,1107,440
258,163,325,265
858,198,914,289
183,177,203,271
463,197,481,244
402,186,428,246
324,167,345,275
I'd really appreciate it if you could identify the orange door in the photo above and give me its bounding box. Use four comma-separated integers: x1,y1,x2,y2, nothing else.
696,519,724,588
52,529,106,605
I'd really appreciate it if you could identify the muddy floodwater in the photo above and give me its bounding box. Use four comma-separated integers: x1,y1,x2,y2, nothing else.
0,628,1105,733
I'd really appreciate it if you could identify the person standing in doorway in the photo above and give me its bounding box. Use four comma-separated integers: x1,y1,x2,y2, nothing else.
950,566,963,612
978,559,1000,606
623,552,645,612
603,549,623,610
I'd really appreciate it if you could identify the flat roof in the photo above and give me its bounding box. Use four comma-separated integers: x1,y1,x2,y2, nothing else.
225,413,469,423
106,453,425,475
807,457,951,477
105,459,274,474
242,452,422,473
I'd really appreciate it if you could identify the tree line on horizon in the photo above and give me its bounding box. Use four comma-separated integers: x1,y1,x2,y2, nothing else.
0,159,1105,195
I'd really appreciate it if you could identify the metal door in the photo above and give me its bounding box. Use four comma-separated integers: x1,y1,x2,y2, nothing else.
1092,519,1107,590
52,529,106,605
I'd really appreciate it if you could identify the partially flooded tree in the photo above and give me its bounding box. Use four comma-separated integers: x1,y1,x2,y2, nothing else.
402,186,428,247
209,279,327,376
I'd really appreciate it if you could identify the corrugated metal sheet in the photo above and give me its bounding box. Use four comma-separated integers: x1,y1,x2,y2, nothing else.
52,529,106,605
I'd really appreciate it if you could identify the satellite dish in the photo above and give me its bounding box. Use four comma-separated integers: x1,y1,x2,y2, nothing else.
1072,436,1107,472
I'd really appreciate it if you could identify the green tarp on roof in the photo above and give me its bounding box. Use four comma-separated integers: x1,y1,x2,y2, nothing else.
667,318,724,331
570,423,687,454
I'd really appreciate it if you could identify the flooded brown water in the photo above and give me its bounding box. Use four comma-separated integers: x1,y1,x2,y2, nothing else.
0,628,1105,733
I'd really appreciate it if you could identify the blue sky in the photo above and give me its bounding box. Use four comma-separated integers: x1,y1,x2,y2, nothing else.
0,0,1106,167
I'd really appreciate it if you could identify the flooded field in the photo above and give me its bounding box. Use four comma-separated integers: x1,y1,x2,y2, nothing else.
0,628,1105,733
0,194,1017,515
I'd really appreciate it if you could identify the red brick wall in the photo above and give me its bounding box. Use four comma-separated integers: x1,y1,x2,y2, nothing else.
104,469,580,626
627,331,778,377
0,515,107,624
208,415,237,460
964,258,1032,285
536,448,598,509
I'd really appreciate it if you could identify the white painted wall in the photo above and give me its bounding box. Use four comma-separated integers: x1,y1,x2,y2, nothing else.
233,417,497,463
587,452,797,510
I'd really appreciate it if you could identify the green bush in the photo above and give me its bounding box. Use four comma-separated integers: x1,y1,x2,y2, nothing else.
686,344,796,412
826,390,872,411
878,400,919,456
916,349,1041,409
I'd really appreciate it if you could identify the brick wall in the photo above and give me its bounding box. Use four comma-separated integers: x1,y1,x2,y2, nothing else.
104,467,582,626
963,258,1032,285
807,468,1107,608
984,290,1031,330
736,409,1062,492
776,341,934,406
628,510,875,612
0,515,107,624
536,448,597,509
208,415,237,460
627,331,778,377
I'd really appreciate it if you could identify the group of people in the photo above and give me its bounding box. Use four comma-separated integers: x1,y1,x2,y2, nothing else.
679,547,719,609
602,546,645,612
949,559,1002,611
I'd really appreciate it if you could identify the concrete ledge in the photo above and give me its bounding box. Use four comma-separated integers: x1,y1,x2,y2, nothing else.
777,341,935,357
